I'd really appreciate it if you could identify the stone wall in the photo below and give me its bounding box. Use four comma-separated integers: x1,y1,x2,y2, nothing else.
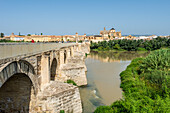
58,49,88,86
31,81,82,113
59,63,87,86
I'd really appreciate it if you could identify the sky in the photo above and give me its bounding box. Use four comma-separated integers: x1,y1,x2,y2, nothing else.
0,0,170,36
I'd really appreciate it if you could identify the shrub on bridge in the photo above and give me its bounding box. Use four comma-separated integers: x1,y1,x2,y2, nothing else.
60,110,65,113
66,79,77,86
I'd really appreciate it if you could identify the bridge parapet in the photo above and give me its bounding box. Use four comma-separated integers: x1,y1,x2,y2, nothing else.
0,43,76,60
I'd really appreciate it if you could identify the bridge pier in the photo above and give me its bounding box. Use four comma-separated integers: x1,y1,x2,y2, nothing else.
59,50,65,65
70,46,74,57
78,44,81,51
40,54,50,89
66,48,71,58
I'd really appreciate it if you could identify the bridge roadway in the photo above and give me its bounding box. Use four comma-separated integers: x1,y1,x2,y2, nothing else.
0,42,76,60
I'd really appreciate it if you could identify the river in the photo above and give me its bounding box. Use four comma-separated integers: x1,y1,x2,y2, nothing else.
79,51,149,113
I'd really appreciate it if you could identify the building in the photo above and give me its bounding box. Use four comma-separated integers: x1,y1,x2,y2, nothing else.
24,35,63,42
83,27,122,42
10,33,25,41
62,35,75,42
125,35,137,40
24,32,86,42
84,35,103,42
3,36,11,40
100,27,121,39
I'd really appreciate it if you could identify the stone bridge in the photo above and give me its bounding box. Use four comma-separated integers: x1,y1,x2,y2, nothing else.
0,42,90,113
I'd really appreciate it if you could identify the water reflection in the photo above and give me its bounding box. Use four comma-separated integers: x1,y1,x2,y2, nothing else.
88,51,149,62
79,51,149,113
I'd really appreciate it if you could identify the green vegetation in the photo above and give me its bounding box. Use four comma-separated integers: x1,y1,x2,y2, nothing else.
0,39,19,42
91,37,170,51
0,33,4,38
18,32,25,36
66,79,77,86
95,49,170,113
85,53,90,57
60,110,65,113
95,106,113,113
78,40,83,43
0,39,25,42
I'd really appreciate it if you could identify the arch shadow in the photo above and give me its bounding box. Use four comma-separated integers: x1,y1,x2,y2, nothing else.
50,58,58,80
64,50,67,64
0,73,34,112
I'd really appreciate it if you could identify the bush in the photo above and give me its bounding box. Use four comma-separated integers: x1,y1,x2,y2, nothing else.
137,47,147,51
113,44,120,50
66,79,77,86
78,40,82,43
94,106,114,113
60,110,65,113
98,46,104,51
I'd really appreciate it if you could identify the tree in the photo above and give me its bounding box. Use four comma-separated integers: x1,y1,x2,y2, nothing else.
41,33,43,35
113,44,120,50
90,37,169,51
27,34,31,36
0,33,4,38
108,35,110,39
19,32,21,36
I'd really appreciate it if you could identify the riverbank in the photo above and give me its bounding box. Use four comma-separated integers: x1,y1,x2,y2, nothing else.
94,49,170,112
91,47,169,53
90,37,170,52
79,51,149,113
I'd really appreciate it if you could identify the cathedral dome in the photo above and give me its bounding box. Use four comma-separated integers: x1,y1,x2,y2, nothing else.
110,28,115,30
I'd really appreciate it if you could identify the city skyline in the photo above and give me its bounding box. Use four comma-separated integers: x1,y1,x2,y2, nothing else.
1,0,170,36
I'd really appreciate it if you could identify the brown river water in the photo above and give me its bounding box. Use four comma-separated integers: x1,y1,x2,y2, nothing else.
79,51,149,113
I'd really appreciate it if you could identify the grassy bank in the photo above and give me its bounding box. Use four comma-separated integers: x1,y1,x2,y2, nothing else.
94,49,170,113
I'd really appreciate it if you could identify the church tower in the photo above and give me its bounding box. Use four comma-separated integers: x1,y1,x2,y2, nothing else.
75,32,78,43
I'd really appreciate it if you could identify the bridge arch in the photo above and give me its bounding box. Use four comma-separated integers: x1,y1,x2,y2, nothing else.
70,48,72,57
64,50,67,64
0,60,38,112
0,60,39,94
50,58,58,80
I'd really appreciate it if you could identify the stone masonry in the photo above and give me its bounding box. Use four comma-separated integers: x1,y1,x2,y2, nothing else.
0,43,90,113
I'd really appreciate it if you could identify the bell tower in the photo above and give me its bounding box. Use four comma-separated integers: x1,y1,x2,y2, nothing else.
75,32,78,43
